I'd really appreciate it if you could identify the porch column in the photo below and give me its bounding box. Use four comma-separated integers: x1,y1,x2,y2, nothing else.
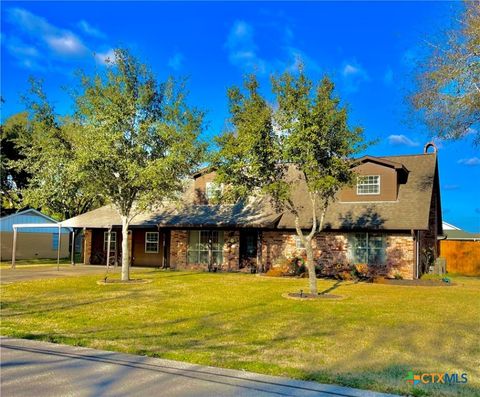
71,230,75,265
57,225,61,271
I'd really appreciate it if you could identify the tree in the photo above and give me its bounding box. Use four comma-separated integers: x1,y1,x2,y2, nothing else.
411,1,480,144
12,80,102,219
214,72,364,295
73,49,205,281
1,112,31,213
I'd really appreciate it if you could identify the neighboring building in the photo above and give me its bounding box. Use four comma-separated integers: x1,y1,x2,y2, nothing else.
439,221,480,276
0,209,71,261
62,148,442,279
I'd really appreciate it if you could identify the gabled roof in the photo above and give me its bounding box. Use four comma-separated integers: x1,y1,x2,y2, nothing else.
62,153,441,232
0,208,60,223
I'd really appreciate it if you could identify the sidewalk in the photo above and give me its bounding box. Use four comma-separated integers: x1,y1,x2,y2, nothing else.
0,337,400,397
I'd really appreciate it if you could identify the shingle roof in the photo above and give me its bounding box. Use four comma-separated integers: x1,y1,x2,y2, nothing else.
62,153,439,231
441,229,480,241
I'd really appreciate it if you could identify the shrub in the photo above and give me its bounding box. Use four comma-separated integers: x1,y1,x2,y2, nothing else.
393,273,403,280
287,255,307,276
264,268,284,277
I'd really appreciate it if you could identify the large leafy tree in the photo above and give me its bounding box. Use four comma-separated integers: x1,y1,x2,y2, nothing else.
12,80,102,219
214,72,364,295
1,112,31,213
411,1,480,144
73,49,205,281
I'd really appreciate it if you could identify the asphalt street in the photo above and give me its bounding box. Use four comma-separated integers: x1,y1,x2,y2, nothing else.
0,337,399,397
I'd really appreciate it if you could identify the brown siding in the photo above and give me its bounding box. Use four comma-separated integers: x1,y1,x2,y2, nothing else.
0,232,70,260
193,172,217,204
340,162,397,202
440,240,480,276
131,229,165,267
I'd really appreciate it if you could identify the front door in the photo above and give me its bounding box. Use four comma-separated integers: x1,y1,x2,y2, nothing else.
240,230,258,271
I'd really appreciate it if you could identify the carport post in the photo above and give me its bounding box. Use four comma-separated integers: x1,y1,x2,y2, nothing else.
57,225,61,271
71,229,75,266
11,226,17,269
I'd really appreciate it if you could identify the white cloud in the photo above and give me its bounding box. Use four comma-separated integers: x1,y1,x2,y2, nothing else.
168,52,184,71
466,127,477,135
225,20,266,73
458,157,480,166
341,60,369,93
8,8,88,57
387,134,420,147
77,20,106,39
95,49,117,65
384,68,393,85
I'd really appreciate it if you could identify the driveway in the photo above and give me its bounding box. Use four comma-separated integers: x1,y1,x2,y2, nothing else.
0,265,145,283
0,338,399,397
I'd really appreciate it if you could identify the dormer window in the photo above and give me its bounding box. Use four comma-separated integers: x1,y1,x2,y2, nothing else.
357,175,380,195
205,182,223,201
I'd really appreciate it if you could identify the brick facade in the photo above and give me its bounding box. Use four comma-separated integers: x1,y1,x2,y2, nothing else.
83,229,92,265
169,230,188,269
261,231,416,279
87,227,417,278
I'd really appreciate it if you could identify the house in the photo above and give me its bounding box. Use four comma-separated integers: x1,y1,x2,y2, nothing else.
62,147,442,279
0,209,71,261
439,222,480,276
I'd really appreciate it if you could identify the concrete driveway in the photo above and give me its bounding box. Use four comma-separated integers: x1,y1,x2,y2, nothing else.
0,265,147,283
0,338,399,397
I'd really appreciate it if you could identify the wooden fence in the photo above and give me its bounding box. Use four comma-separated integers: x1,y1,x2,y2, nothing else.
439,240,480,276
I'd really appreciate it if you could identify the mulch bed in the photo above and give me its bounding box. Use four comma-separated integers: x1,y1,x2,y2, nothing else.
283,292,343,300
374,278,456,287
96,278,153,285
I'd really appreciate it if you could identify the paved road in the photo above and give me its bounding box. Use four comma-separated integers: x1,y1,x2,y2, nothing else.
0,338,399,397
0,265,151,283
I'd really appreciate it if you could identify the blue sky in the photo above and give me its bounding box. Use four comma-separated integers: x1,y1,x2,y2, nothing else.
1,1,479,232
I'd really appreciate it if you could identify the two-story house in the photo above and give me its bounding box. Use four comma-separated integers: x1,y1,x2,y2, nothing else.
62,145,442,279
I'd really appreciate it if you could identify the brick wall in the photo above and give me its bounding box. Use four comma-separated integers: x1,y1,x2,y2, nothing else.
169,230,188,269
261,230,416,279
84,229,92,265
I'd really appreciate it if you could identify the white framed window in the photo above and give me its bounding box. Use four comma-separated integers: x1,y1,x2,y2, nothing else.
348,233,385,264
205,182,223,201
295,235,305,249
103,232,117,252
145,232,159,253
357,175,380,195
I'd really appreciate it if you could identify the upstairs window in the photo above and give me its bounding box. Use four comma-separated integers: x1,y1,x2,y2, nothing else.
357,175,380,195
205,182,223,201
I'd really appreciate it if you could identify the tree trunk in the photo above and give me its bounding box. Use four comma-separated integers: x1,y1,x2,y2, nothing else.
121,216,130,281
305,240,318,295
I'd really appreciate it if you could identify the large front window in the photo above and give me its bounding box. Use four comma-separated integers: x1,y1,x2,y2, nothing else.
357,175,380,195
188,230,224,266
349,233,385,264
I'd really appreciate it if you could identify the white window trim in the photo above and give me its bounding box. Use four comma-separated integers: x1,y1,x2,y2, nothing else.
103,231,117,252
357,175,381,195
145,232,159,253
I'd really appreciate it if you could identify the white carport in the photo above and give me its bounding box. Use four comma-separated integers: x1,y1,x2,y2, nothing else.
11,223,73,270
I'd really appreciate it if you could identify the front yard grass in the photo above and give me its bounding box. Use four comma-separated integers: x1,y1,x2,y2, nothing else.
1,269,479,396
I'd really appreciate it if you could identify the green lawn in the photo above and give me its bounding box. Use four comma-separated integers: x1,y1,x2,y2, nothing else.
1,269,479,396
